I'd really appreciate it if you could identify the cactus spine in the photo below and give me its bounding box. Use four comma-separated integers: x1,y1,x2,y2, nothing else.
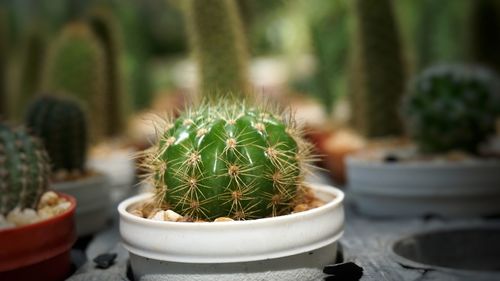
403,65,500,153
43,22,106,142
185,0,251,98
349,0,406,137
26,95,87,173
145,101,313,221
0,123,50,216
89,8,127,137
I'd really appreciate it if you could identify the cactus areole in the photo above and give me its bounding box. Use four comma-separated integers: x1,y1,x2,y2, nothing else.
146,102,312,221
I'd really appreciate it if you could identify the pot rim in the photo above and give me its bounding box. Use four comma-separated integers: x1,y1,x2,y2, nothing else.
119,183,344,263
347,155,500,169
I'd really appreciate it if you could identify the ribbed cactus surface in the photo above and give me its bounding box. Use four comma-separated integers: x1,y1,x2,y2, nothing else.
26,95,87,173
146,101,312,221
403,65,500,153
185,0,250,98
44,22,106,142
349,0,406,137
0,123,50,215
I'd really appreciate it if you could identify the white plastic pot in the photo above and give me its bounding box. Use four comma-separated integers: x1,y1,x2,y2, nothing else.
88,148,136,208
347,156,500,217
118,183,344,281
53,173,111,236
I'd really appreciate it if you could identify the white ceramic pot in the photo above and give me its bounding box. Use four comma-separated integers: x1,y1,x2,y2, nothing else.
53,173,111,236
347,157,500,217
88,148,136,208
118,183,344,281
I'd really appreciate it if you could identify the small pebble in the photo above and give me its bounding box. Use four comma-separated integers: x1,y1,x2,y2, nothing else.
93,253,117,269
38,191,59,208
0,214,14,230
6,207,39,226
293,204,309,213
164,210,183,222
214,217,234,222
150,210,167,221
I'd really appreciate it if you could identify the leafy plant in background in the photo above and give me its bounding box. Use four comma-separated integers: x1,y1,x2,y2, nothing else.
26,95,87,174
143,100,313,221
89,7,127,137
348,0,406,138
13,26,47,120
403,65,500,154
469,0,500,75
0,123,50,216
185,0,250,98
43,22,106,142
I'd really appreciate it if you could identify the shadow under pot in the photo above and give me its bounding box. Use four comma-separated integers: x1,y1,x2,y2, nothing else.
119,183,345,281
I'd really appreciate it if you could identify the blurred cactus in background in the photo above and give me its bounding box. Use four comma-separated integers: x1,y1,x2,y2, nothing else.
89,7,127,137
26,95,87,174
349,0,406,138
13,26,47,120
403,65,500,154
309,1,349,114
0,123,50,216
0,8,7,118
43,22,106,142
185,0,250,98
469,0,500,75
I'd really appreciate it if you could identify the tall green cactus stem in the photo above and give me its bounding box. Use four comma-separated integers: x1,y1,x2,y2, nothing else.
14,27,47,120
145,101,313,221
349,0,406,137
89,8,127,137
0,8,7,118
26,95,87,173
0,123,50,216
470,0,500,74
185,0,251,98
44,22,106,142
403,65,500,153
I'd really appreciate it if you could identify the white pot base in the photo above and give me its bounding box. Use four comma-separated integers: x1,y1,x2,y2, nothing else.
130,243,337,281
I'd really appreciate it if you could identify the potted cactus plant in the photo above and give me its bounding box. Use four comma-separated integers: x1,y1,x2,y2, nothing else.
25,95,110,236
347,65,500,217
118,100,345,280
0,123,76,281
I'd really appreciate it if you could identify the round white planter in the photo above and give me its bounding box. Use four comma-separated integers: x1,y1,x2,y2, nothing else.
53,173,111,236
118,183,344,281
347,157,500,217
88,148,136,208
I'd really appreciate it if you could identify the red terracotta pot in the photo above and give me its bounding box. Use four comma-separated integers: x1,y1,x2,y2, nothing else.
0,193,77,281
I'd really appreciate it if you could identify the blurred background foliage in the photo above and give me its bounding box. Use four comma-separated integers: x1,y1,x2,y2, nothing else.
0,0,493,126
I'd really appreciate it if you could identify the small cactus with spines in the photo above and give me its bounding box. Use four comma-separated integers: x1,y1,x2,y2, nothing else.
26,95,87,174
0,123,50,216
403,65,500,154
144,100,314,221
43,22,106,142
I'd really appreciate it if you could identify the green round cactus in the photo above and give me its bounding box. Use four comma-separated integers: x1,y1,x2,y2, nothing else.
145,101,312,221
26,95,88,173
403,65,500,153
0,123,50,216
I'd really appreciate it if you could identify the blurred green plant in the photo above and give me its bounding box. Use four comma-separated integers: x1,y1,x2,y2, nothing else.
185,0,250,98
12,26,47,120
348,0,406,138
469,0,500,75
43,22,106,142
403,65,500,154
89,7,127,137
0,7,7,118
